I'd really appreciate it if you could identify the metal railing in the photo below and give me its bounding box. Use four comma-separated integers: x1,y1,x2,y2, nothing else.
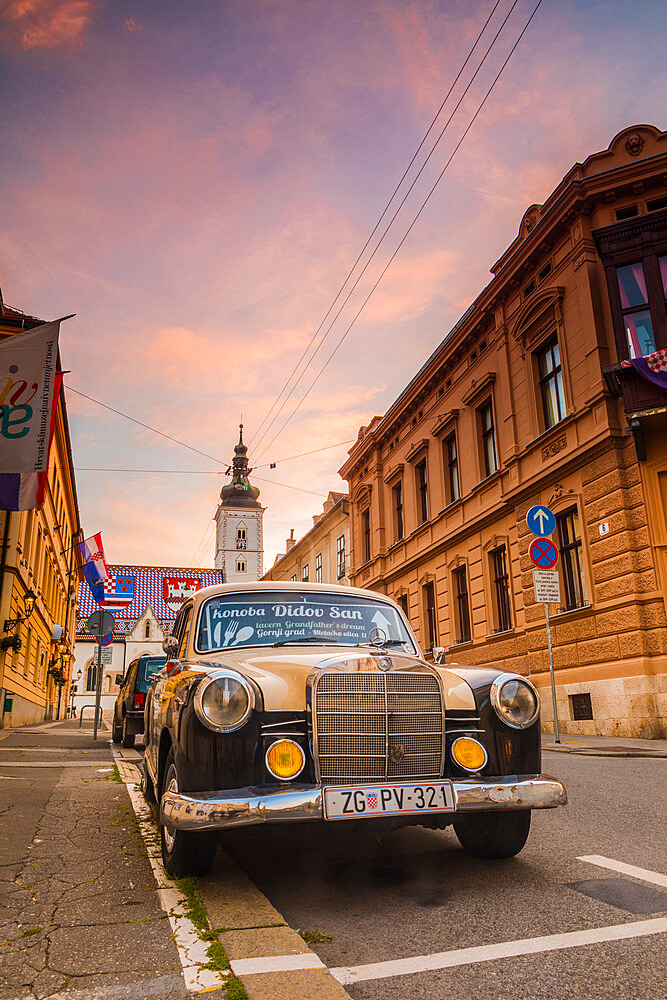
79,704,103,728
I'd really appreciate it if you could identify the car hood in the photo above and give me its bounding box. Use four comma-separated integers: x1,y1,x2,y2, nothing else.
189,647,476,712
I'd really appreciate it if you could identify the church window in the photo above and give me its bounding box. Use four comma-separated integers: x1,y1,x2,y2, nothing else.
144,620,150,639
236,557,246,573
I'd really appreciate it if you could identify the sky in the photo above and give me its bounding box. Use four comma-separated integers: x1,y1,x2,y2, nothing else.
0,0,665,570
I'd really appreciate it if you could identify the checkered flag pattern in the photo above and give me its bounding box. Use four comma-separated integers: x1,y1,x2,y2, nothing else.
76,565,223,637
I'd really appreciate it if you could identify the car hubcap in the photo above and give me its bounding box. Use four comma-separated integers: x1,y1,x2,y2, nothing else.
163,771,178,853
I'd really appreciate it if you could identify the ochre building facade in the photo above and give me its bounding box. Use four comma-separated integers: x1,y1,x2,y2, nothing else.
0,295,81,727
340,125,667,738
263,492,350,586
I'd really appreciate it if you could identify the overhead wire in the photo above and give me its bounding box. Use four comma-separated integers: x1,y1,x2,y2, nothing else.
247,0,503,451
253,0,544,461
250,0,516,457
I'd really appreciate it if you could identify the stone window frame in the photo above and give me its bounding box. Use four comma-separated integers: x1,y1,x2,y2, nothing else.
545,485,593,616
432,410,461,509
481,534,515,635
447,555,472,645
509,287,574,443
315,552,323,583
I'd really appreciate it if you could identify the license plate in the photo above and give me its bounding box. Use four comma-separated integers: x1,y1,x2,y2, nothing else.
324,780,454,820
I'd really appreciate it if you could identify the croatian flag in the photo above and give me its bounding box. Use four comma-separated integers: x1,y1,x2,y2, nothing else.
101,574,135,609
621,348,667,389
78,533,108,604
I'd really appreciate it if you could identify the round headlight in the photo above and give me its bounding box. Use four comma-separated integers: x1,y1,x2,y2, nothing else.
194,670,254,732
490,673,539,729
265,739,305,781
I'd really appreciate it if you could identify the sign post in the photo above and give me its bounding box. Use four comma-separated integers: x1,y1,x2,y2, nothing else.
86,610,115,740
527,505,561,744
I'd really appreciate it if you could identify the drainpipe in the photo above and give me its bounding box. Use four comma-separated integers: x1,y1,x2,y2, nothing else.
0,513,11,729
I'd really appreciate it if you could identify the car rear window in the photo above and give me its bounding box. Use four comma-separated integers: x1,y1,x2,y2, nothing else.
196,591,416,653
138,656,166,691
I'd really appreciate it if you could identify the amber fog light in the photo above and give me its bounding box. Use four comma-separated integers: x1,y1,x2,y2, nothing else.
266,739,305,781
451,737,488,773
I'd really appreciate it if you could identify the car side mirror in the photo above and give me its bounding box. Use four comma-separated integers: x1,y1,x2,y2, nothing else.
115,673,124,685
163,635,178,657
432,646,446,665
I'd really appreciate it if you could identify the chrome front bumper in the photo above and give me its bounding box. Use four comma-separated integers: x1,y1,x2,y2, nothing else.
160,775,567,832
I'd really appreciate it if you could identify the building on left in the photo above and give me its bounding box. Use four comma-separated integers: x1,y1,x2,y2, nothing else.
0,293,81,728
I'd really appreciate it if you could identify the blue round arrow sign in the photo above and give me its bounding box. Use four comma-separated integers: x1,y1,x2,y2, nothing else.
526,504,556,537
529,537,559,569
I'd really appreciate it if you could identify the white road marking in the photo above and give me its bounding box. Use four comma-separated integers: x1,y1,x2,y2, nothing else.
578,855,667,889
0,761,111,767
329,917,667,985
111,748,228,995
231,954,326,975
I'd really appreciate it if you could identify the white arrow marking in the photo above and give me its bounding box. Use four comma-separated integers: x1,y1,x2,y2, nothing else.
534,508,550,533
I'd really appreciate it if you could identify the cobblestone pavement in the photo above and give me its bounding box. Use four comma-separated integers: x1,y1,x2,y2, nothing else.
0,720,190,1000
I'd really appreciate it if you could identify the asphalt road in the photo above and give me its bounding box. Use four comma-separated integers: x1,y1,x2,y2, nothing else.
220,752,667,1000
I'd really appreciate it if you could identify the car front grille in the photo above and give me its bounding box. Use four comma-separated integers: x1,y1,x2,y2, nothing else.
313,669,443,784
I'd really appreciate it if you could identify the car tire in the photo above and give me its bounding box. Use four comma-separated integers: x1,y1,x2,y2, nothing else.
121,716,135,749
142,756,156,803
453,810,531,859
111,713,122,744
160,748,218,878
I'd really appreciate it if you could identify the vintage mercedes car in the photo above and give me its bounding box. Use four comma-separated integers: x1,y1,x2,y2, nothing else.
142,582,566,877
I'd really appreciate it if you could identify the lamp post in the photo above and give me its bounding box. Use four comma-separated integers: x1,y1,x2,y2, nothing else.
1,589,37,651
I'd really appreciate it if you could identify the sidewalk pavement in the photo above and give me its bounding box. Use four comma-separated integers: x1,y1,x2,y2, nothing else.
0,717,190,1000
542,733,667,758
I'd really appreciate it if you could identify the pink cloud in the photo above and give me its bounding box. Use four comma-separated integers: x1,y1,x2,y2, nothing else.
0,0,94,50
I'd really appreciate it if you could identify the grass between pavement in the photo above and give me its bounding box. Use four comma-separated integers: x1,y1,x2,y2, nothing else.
176,875,248,999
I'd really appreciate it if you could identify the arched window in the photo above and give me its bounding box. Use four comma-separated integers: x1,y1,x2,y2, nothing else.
236,557,246,573
144,620,150,639
236,525,246,540
86,660,98,692
236,522,247,550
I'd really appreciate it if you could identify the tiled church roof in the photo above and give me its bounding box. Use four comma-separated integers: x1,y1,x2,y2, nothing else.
76,564,223,638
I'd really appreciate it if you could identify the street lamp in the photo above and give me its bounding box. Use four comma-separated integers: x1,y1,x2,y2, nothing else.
3,588,37,632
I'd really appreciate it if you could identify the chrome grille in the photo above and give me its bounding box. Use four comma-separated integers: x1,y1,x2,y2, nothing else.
314,669,443,784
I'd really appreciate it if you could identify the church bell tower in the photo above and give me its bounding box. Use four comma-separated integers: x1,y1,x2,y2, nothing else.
214,425,264,581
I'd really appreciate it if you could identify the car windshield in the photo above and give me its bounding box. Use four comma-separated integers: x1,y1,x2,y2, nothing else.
196,591,416,653
138,656,166,692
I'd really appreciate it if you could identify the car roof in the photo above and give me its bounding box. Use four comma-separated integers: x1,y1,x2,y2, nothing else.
189,580,399,609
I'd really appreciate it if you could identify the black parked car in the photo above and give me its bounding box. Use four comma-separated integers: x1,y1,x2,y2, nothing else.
144,582,566,878
112,653,166,748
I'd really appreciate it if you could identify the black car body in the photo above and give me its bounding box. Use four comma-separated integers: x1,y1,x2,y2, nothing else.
112,653,166,748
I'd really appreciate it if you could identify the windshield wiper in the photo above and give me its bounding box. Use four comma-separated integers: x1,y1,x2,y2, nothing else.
271,637,344,647
354,639,409,648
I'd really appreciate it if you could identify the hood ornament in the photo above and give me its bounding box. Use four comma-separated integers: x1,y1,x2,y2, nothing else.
368,626,387,647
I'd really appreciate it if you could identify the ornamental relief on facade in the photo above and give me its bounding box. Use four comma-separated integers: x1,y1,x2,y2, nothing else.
542,434,568,461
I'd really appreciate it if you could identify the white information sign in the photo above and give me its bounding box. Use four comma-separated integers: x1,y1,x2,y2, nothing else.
94,645,112,665
533,569,561,604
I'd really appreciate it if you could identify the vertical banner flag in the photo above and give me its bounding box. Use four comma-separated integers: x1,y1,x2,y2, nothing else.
0,320,61,510
78,533,109,604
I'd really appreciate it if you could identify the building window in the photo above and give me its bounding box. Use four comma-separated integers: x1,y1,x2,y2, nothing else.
557,507,586,610
236,557,246,573
336,535,346,578
236,526,246,539
570,692,593,720
361,509,371,563
537,336,566,428
491,546,512,632
397,593,409,619
392,480,404,542
415,458,429,523
444,432,459,503
423,582,437,650
144,620,150,639
302,563,309,582
453,566,471,642
315,552,322,583
291,574,297,582
86,661,99,692
616,262,658,357
478,399,497,477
